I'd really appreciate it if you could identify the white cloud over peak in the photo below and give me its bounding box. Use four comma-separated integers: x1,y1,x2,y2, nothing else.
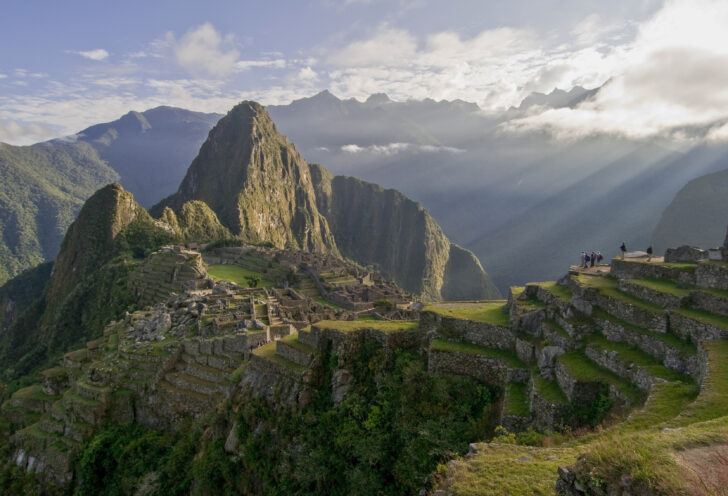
341,142,464,155
174,23,240,77
68,49,110,61
504,0,728,140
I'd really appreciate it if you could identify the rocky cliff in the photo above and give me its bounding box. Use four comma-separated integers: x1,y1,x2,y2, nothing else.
152,102,337,254
309,164,499,300
154,101,498,300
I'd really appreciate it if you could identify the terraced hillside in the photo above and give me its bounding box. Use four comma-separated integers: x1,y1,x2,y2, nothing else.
433,257,728,495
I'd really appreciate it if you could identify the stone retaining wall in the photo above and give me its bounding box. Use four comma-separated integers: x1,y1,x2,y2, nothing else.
610,259,697,285
584,346,653,391
421,311,516,350
617,280,687,308
696,262,728,290
668,311,728,342
598,318,701,380
427,349,529,387
275,341,313,367
595,293,667,332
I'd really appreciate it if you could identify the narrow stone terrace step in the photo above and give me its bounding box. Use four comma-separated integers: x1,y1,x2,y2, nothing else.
592,308,699,380
585,333,692,391
669,307,728,342
610,259,698,286
428,339,529,386
555,350,645,406
690,287,728,317
617,278,692,308
275,334,315,367
164,371,227,396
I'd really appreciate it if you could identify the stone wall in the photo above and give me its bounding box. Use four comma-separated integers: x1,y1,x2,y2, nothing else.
617,280,687,308
595,294,667,332
427,349,529,387
695,262,728,290
276,341,314,367
421,311,516,351
584,345,654,391
668,311,728,342
597,317,701,380
610,259,697,285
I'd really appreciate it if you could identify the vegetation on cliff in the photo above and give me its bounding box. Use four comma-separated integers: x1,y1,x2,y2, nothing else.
0,142,119,285
0,184,177,381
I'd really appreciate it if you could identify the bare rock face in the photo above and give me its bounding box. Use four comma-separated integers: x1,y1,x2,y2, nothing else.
664,245,708,263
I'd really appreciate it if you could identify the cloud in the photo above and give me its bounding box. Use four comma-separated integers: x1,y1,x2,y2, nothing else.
0,74,6,79
235,59,286,71
68,49,110,61
341,142,464,155
503,0,728,140
174,23,240,77
0,119,57,145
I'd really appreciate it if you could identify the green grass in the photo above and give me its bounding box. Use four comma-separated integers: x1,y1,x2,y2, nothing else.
441,443,580,496
627,278,692,296
253,341,307,372
314,320,419,333
669,339,728,427
533,375,568,404
703,287,728,299
586,333,691,383
672,307,728,331
575,274,618,290
429,339,525,368
13,384,59,402
557,351,644,405
313,296,343,310
658,262,697,269
206,264,274,288
504,382,530,417
624,382,699,430
278,332,315,354
423,301,509,325
530,281,572,301
591,308,696,357
600,287,664,313
543,319,570,340
509,286,525,299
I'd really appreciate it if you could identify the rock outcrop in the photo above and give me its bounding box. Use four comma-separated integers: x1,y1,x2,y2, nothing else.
152,102,337,253
153,101,498,300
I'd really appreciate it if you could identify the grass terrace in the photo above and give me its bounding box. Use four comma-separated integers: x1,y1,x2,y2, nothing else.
543,319,570,340
429,339,525,368
206,264,274,288
530,281,572,301
586,333,692,383
277,332,314,354
627,277,692,296
313,319,419,333
591,308,696,357
672,307,728,331
574,274,618,290
557,350,644,405
253,341,307,372
504,382,530,417
423,301,510,326
442,443,580,496
668,339,728,427
533,375,568,404
599,287,664,313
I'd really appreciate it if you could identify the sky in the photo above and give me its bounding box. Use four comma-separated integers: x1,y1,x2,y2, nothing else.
1,0,727,144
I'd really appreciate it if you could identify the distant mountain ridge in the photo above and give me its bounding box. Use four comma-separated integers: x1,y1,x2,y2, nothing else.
0,107,220,284
153,101,498,300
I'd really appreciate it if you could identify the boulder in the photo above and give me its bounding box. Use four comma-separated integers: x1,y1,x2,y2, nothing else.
664,245,708,263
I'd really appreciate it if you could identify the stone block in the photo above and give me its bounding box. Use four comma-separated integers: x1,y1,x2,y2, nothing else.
664,245,708,263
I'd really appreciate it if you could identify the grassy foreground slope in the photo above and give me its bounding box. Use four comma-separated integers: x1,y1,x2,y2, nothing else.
439,340,728,496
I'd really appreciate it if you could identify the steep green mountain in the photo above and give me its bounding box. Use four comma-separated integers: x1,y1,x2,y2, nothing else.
652,164,728,252
309,164,499,300
152,102,337,254
0,183,176,379
0,141,119,285
154,101,498,300
0,107,220,286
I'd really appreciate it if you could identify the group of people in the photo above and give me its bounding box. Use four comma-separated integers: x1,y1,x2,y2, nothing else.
248,338,274,353
580,250,603,268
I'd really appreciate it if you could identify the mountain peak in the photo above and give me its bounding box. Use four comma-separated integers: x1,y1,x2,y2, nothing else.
365,93,391,106
152,101,337,253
